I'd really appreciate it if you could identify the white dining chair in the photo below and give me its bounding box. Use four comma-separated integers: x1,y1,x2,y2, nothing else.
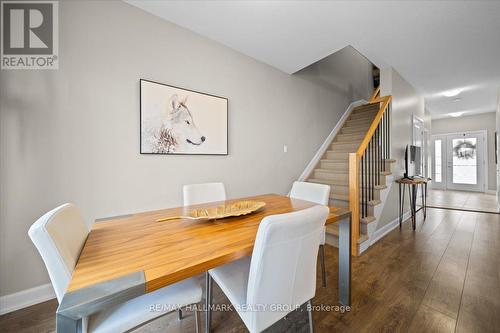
206,205,329,333
183,182,226,206
28,203,203,333
289,181,331,287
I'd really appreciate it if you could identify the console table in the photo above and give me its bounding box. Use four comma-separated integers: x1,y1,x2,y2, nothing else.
396,178,429,230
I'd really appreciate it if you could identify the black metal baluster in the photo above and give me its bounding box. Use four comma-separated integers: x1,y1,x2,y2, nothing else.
363,150,369,216
371,136,375,201
367,141,370,204
376,126,380,186
361,154,365,218
385,108,388,165
380,115,384,173
388,104,391,159
385,110,388,164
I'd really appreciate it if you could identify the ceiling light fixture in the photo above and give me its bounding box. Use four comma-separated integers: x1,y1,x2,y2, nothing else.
442,88,462,97
449,112,464,117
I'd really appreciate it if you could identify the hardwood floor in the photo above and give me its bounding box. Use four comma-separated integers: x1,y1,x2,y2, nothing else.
1,208,499,333
427,189,499,214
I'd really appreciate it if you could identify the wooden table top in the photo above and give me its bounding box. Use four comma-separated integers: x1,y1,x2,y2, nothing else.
395,177,430,184
68,194,350,293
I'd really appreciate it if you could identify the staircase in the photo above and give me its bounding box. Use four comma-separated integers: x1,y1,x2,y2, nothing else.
305,89,395,254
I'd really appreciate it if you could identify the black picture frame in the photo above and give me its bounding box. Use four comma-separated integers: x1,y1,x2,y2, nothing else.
140,79,228,156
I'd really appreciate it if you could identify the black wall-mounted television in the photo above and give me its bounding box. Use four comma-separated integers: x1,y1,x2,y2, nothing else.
404,145,422,179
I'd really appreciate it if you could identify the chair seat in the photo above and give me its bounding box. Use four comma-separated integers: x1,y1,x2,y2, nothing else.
88,278,202,333
209,257,252,327
321,226,326,245
209,257,250,309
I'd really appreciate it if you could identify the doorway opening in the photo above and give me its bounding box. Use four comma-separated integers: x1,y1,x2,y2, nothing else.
429,130,498,213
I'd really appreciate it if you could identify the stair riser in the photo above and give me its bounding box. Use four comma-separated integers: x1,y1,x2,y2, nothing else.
345,119,373,127
314,170,347,181
330,198,349,208
325,151,349,160
360,205,376,217
329,146,358,153
348,112,377,121
343,122,371,130
341,127,368,134
319,161,347,170
334,134,365,142
352,107,379,115
330,142,359,149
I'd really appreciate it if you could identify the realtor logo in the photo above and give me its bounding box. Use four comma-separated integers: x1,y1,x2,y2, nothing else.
1,1,58,69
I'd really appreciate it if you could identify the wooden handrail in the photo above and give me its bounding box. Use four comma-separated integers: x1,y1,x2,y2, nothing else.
348,91,392,256
369,86,381,102
356,95,392,156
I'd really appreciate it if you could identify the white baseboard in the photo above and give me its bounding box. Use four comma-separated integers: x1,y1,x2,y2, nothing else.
485,189,496,195
0,283,55,315
298,99,366,181
370,211,411,245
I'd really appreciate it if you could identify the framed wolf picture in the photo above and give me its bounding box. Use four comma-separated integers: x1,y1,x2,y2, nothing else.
140,79,228,155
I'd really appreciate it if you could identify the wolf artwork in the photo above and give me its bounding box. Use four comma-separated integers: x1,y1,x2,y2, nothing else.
140,80,228,155
153,95,206,153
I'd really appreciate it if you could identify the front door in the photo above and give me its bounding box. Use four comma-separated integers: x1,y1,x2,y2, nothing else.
432,131,486,192
446,132,485,192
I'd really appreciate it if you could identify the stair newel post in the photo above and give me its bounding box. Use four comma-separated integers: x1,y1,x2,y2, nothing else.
349,152,360,256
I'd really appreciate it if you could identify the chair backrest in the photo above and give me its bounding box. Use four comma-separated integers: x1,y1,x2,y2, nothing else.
183,182,226,206
28,203,89,303
290,181,330,205
245,205,329,332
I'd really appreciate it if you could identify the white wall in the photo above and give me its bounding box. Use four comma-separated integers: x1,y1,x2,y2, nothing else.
432,112,497,191
377,67,426,229
497,88,500,202
0,1,373,297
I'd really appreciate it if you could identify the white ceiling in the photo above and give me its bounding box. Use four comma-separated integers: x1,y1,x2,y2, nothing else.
126,1,500,119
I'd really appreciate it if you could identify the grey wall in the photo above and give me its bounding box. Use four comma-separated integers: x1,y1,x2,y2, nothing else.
497,89,500,202
377,67,426,230
432,112,497,191
295,45,374,102
0,0,374,297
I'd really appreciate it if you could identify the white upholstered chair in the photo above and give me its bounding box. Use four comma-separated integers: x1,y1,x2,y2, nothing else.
183,182,226,206
289,181,331,287
206,205,329,333
29,203,203,333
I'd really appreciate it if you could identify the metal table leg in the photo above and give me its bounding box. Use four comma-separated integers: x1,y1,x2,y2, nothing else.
338,215,351,306
398,183,402,227
411,185,417,230
205,272,213,333
423,183,427,219
56,313,79,333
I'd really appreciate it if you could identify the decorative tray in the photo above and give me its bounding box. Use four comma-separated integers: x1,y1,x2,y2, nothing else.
156,200,266,222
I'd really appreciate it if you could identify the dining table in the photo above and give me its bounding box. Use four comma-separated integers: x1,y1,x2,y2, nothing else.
56,194,351,333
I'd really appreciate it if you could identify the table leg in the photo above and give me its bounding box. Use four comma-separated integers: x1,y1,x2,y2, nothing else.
398,183,402,227
412,185,417,230
205,272,213,333
338,216,351,306
423,183,427,219
407,184,414,229
56,313,78,333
